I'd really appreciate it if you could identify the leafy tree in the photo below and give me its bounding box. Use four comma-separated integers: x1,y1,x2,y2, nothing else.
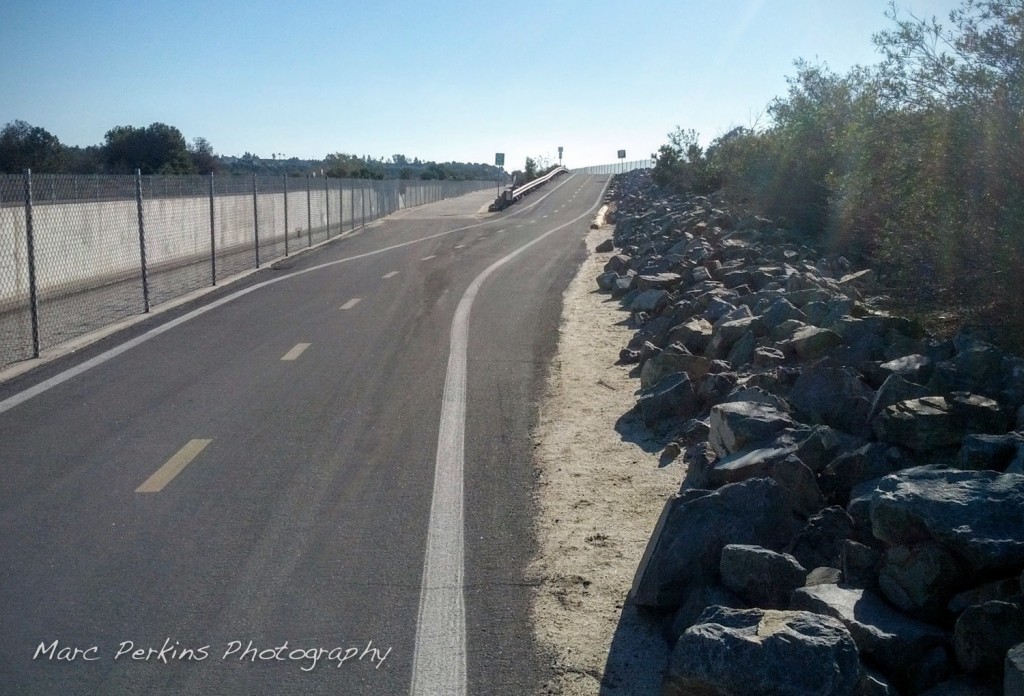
524,157,538,182
189,137,218,174
0,120,66,173
103,123,195,174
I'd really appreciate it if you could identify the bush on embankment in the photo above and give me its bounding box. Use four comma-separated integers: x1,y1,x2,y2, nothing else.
651,0,1024,351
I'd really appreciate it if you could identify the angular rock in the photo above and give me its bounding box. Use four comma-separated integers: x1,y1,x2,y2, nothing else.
880,353,934,383
637,271,682,292
778,325,845,361
720,544,808,609
595,238,614,253
870,467,1024,574
841,540,883,590
1007,643,1024,696
705,316,767,359
805,567,842,586
795,425,867,474
665,606,860,696
726,329,756,366
631,478,800,610
871,394,1007,452
866,373,933,423
956,432,1024,471
858,668,900,696
639,346,710,390
878,543,965,622
954,600,1024,675
787,506,854,571
636,372,699,427
710,449,824,517
669,583,748,645
666,317,714,355
917,677,1001,695
709,401,797,458
820,443,907,506
948,576,1022,615
762,297,807,327
790,365,874,437
791,584,951,692
629,288,670,314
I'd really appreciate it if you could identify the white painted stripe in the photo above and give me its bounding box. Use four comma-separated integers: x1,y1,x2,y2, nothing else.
281,343,311,361
410,179,610,696
454,245,466,249
136,439,212,493
421,255,437,261
0,174,579,416
383,271,400,279
340,298,361,310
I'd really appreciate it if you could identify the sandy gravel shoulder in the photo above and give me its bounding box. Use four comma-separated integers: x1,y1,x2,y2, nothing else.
528,223,684,694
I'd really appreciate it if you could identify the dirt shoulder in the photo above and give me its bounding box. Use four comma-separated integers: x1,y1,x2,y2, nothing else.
528,224,682,694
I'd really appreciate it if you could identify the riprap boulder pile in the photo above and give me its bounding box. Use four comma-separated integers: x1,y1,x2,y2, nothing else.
597,170,1024,695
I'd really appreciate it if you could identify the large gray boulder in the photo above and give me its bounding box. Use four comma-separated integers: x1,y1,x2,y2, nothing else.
954,600,1024,675
636,372,699,427
720,544,808,609
666,317,714,354
639,346,710,389
819,443,908,506
1007,643,1024,696
866,373,932,423
791,584,951,692
878,543,966,622
710,448,824,517
872,393,1009,452
778,325,845,362
786,506,855,572
631,478,800,610
790,365,874,437
869,467,1024,574
956,431,1024,471
709,401,797,458
664,606,860,696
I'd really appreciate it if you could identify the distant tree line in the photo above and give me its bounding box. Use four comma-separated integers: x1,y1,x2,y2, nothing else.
0,121,503,182
650,0,1024,350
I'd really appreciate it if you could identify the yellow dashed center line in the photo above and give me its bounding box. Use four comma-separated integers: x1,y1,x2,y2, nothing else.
136,439,212,493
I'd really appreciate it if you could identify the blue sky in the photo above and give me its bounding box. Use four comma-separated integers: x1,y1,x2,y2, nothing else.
1,0,966,171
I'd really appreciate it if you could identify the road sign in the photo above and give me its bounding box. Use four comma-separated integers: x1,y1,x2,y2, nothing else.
617,150,626,159
495,153,505,166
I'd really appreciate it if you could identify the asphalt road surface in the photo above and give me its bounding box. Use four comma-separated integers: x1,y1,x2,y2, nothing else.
0,172,611,695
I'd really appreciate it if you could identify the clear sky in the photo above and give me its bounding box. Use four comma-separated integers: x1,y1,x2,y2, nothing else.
0,0,966,171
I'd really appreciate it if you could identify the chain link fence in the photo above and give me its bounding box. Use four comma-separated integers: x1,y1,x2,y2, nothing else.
0,171,492,371
571,159,652,175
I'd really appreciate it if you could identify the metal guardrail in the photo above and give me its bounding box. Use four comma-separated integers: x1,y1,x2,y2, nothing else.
510,165,568,199
488,166,569,211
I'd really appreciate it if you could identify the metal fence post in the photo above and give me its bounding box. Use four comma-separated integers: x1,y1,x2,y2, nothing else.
306,174,312,247
325,175,331,239
23,169,40,357
135,169,150,313
209,173,217,285
253,174,260,268
283,175,289,257
361,184,366,228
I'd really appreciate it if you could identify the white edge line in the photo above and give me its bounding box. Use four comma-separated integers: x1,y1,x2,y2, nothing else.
0,174,580,416
409,178,610,696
